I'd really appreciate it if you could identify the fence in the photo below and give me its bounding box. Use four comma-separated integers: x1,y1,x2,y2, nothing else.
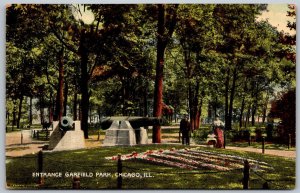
32,129,50,140
6,150,293,189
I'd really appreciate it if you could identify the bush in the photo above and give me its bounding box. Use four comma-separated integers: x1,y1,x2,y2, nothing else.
192,126,212,144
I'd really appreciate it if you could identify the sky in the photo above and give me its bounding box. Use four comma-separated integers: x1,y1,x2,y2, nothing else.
258,4,296,35
71,4,95,25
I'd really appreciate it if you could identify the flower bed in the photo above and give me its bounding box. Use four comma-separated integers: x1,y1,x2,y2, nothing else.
185,148,273,171
106,148,273,171
165,151,243,169
149,153,230,171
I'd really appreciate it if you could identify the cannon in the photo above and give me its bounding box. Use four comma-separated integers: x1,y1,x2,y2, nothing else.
101,116,164,146
60,116,74,131
48,119,85,151
99,116,164,130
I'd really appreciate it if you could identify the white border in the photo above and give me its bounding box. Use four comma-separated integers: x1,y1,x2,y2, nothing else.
1,1,298,193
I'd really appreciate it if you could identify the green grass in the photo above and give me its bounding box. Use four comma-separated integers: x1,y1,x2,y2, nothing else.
5,127,22,133
6,124,42,133
6,144,295,190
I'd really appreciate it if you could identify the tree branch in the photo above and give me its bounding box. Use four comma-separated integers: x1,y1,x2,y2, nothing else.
49,24,79,54
167,4,179,38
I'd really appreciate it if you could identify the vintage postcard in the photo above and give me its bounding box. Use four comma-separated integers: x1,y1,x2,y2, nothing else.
5,4,296,189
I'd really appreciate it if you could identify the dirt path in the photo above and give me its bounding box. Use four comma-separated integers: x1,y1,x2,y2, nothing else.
224,146,296,158
6,130,45,157
6,131,105,157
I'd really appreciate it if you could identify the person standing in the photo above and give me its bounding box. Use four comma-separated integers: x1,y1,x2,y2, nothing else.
213,115,225,148
180,115,191,145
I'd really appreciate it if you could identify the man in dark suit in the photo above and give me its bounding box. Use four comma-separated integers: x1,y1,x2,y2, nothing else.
180,115,190,145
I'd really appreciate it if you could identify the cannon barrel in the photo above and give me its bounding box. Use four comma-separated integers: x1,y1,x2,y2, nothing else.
129,117,163,128
99,117,164,130
60,116,74,131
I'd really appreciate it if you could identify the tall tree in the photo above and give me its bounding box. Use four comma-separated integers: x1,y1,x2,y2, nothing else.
213,4,268,130
152,4,178,143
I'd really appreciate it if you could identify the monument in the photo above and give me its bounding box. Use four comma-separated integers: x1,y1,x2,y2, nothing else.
101,117,162,146
48,117,85,151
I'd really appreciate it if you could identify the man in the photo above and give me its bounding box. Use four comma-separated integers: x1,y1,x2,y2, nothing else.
180,115,190,145
213,115,224,148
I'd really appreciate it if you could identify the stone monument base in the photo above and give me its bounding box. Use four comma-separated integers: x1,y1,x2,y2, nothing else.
103,120,148,146
48,121,85,151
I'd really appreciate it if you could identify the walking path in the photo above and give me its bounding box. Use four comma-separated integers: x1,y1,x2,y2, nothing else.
5,130,296,159
6,130,45,157
224,146,296,158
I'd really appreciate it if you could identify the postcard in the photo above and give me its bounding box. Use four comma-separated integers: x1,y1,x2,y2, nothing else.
5,3,296,190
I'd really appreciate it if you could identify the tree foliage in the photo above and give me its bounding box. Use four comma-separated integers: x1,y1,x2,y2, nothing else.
6,4,295,144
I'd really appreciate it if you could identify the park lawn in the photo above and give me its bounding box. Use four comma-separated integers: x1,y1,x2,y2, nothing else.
6,144,295,190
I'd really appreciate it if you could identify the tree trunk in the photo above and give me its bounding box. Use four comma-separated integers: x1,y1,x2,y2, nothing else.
224,69,230,130
29,96,33,125
251,83,259,126
89,105,92,123
143,80,148,117
49,93,53,123
251,105,257,126
239,80,247,128
189,81,199,131
262,100,268,123
40,96,45,125
228,67,238,130
152,5,166,143
214,97,218,117
121,76,127,116
188,85,194,130
12,100,18,131
97,106,101,121
58,49,64,122
152,4,178,143
17,95,23,129
207,101,212,123
80,29,90,139
73,89,78,121
63,81,68,116
239,98,245,128
54,48,64,122
245,104,251,128
6,111,10,125
196,98,203,129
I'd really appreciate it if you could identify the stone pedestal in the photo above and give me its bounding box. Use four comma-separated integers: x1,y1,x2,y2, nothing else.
134,127,148,144
48,121,85,151
103,121,148,146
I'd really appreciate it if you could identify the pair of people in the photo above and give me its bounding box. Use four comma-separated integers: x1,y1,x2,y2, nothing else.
180,114,224,147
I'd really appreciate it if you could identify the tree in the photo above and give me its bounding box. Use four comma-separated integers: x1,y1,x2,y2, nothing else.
151,4,178,143
213,4,270,130
269,89,295,144
175,4,217,130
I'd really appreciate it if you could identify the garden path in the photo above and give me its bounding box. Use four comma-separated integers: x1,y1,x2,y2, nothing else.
223,146,296,158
